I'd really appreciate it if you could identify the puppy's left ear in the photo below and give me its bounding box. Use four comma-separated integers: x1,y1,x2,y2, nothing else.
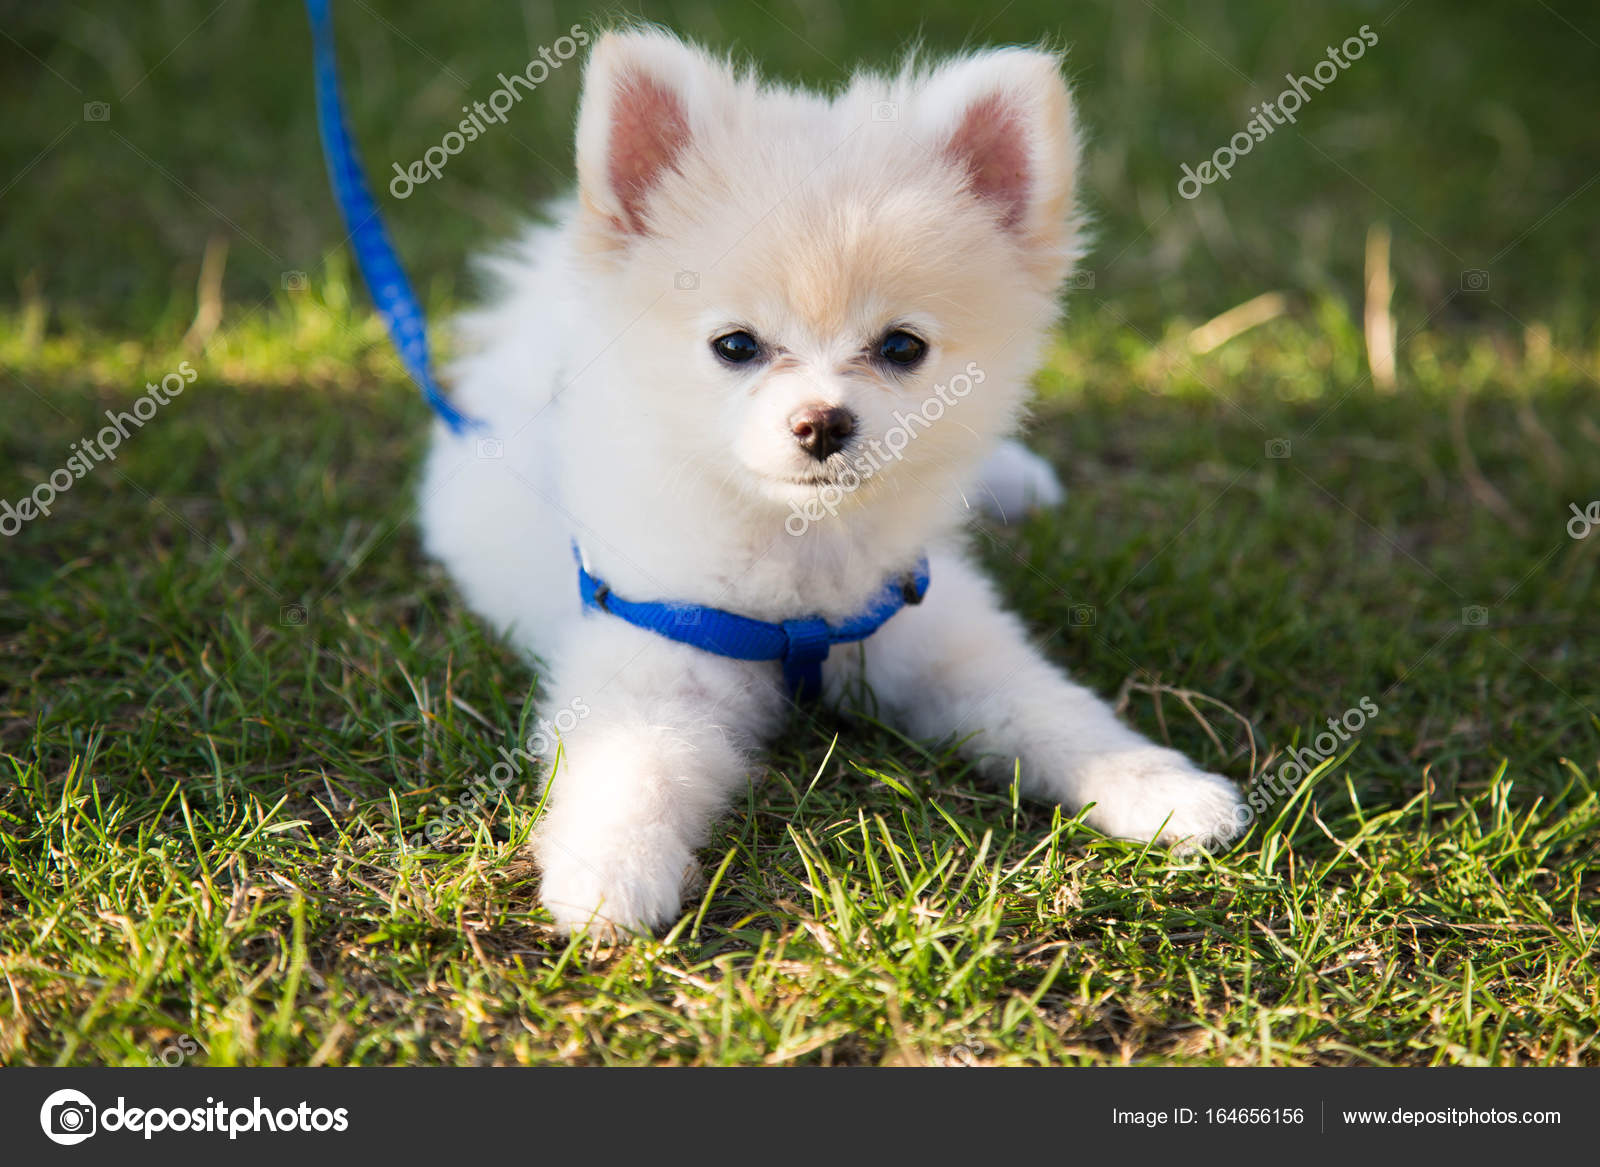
918,49,1082,282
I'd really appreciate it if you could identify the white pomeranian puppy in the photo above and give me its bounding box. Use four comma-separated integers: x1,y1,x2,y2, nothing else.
419,27,1245,935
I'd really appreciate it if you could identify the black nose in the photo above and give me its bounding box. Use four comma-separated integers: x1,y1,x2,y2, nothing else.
789,405,856,461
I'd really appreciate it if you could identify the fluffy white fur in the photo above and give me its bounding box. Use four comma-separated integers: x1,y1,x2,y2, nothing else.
419,28,1245,936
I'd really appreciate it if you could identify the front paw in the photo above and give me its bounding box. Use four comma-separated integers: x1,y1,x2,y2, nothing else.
534,825,694,938
1075,747,1247,853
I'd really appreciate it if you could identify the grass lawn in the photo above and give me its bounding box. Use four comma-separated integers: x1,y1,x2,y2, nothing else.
2,0,1597,1066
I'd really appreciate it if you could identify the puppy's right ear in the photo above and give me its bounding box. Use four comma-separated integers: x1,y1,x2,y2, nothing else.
575,29,727,242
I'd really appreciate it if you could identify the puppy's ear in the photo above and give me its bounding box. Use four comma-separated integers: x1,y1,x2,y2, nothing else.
575,29,729,241
918,49,1081,276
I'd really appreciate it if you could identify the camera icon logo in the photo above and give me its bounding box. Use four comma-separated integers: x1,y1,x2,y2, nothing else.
674,270,699,291
872,101,899,121
40,1089,97,1145
281,270,309,293
476,437,504,460
1460,269,1490,293
1265,438,1292,459
1461,605,1489,627
1068,270,1096,291
279,603,307,627
1069,604,1097,627
83,101,111,122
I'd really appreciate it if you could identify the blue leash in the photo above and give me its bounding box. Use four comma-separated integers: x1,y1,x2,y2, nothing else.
304,0,479,433
576,544,931,698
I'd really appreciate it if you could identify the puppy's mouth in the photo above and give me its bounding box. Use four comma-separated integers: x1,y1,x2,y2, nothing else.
777,449,861,488
779,471,838,486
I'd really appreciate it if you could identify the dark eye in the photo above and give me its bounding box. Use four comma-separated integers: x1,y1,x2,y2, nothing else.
712,331,761,364
877,329,927,368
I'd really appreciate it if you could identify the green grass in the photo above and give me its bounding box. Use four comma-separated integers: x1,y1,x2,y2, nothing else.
2,0,1598,1066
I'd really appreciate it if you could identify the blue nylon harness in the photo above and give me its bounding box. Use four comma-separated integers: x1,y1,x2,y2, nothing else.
306,0,929,697
576,545,930,698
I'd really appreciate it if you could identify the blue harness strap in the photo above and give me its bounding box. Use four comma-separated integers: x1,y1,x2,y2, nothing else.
304,0,479,433
576,545,931,698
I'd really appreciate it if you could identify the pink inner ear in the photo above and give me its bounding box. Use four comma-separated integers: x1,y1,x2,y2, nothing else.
607,74,691,234
943,94,1031,232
